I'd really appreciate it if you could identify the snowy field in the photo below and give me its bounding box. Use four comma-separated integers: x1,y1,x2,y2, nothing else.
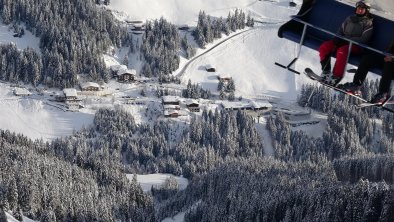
0,84,94,141
127,174,189,192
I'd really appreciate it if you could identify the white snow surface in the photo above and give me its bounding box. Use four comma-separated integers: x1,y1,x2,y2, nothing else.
0,84,94,141
0,22,40,52
110,0,261,26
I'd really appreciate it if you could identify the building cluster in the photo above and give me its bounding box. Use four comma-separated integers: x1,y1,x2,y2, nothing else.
162,96,201,118
221,100,272,112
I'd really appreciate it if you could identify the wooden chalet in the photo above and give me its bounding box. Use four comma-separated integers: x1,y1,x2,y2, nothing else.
58,88,81,110
63,88,79,101
186,99,200,112
80,82,101,91
117,69,136,83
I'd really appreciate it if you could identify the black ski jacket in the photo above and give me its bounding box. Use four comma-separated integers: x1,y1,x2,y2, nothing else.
338,14,373,44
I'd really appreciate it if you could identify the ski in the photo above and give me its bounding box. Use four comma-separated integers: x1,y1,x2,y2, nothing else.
303,68,394,113
356,96,394,113
303,68,367,102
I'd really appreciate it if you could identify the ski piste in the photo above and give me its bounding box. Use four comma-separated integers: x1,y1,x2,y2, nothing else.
303,68,368,102
304,68,394,113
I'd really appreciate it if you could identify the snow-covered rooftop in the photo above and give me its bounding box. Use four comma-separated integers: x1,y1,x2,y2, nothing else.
63,88,78,97
118,68,137,76
218,73,231,79
221,101,247,109
250,100,272,109
163,104,180,109
162,96,179,103
185,99,199,105
13,88,31,96
164,110,179,115
110,64,127,71
80,82,100,89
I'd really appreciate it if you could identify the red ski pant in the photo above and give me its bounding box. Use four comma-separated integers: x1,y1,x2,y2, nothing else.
319,40,362,78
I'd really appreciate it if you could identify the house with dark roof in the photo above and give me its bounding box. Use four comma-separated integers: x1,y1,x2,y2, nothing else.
186,99,200,112
117,69,136,83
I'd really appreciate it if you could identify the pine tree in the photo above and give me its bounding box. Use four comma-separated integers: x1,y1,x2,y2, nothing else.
7,179,18,212
0,207,6,222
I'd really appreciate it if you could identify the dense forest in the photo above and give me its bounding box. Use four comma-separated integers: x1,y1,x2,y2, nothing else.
157,83,394,221
0,107,263,220
194,9,254,48
0,130,155,221
0,0,128,88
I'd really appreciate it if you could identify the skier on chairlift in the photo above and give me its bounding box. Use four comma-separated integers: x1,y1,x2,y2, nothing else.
318,0,373,86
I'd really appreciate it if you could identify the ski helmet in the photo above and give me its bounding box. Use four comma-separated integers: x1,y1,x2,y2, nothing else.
355,1,371,10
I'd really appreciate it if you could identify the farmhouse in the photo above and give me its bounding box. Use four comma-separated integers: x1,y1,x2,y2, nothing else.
55,88,81,110
117,69,136,83
63,88,78,101
186,99,200,112
162,96,180,106
80,82,101,91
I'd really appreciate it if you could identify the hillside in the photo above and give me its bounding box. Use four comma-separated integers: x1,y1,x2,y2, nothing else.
1,0,394,221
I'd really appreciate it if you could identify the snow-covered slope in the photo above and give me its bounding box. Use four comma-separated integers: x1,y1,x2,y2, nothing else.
0,23,40,52
0,84,94,141
0,0,391,141
110,0,262,25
